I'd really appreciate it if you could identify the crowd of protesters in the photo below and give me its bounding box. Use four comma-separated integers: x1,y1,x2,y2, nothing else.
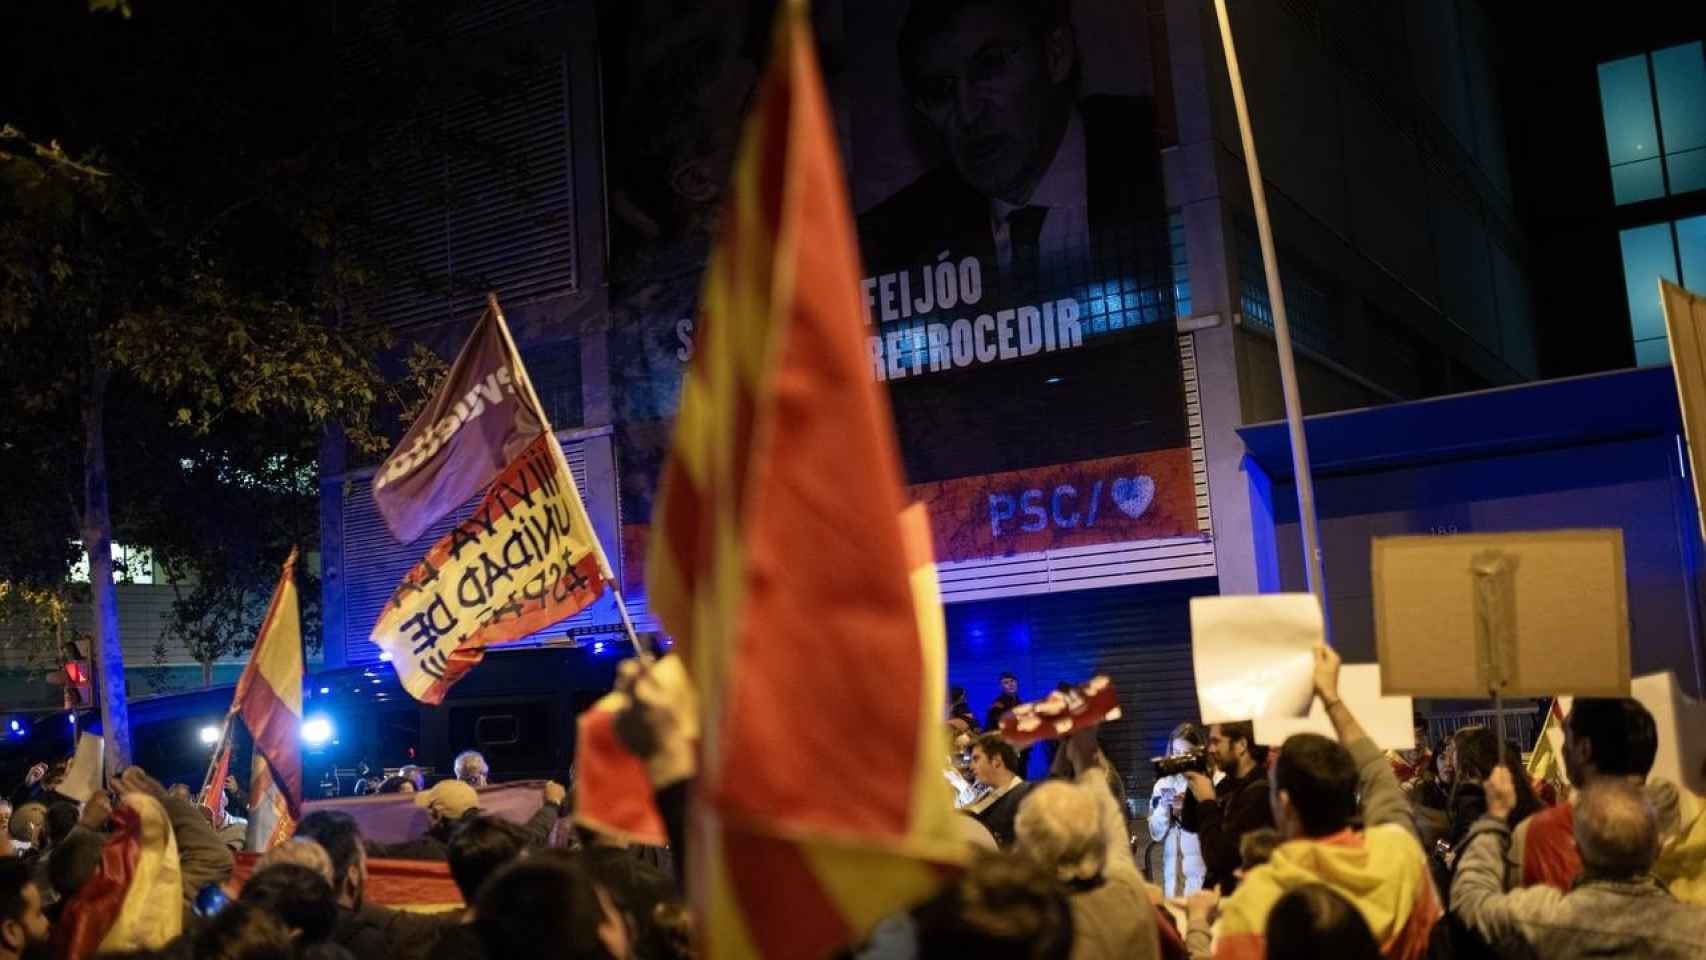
6,652,1706,960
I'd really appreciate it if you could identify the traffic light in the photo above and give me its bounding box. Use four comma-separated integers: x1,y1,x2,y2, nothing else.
62,659,91,709
52,640,92,710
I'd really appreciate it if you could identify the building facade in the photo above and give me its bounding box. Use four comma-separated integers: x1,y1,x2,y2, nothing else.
319,0,1537,799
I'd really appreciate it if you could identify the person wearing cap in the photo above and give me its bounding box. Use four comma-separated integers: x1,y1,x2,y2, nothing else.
370,779,566,861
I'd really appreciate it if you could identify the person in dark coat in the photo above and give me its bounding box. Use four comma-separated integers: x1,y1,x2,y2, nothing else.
295,810,455,960
1179,721,1274,895
965,735,1037,849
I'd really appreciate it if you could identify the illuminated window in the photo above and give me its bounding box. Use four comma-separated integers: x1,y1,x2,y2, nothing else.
1620,214,1706,365
68,543,155,584
1599,42,1706,204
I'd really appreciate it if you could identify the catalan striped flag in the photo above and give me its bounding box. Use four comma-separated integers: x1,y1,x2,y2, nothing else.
1526,697,1572,805
233,549,305,851
646,2,964,955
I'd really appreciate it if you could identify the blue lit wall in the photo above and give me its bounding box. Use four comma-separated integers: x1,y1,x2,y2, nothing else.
1242,368,1706,698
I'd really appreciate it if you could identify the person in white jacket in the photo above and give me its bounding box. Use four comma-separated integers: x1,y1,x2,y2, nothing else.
1148,722,1210,897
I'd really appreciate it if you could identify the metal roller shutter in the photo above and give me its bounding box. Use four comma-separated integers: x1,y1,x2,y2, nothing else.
343,0,578,331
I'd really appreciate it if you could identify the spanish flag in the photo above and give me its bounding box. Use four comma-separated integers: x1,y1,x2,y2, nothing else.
1212,827,1441,960
53,795,185,959
645,1,964,955
234,549,304,850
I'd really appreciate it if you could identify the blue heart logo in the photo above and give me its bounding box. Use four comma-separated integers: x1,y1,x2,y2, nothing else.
1110,476,1155,520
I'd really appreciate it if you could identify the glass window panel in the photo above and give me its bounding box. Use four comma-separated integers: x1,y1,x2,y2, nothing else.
1599,55,1660,165
1612,158,1667,204
1653,42,1706,155
1635,337,1672,367
1678,215,1706,289
1621,222,1678,342
1667,147,1706,196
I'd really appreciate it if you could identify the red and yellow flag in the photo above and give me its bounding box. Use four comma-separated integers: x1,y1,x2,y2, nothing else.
371,299,612,703
233,549,304,849
646,2,962,955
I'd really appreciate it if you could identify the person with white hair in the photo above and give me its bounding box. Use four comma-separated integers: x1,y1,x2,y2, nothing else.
1015,730,1161,960
1451,768,1706,958
452,751,489,788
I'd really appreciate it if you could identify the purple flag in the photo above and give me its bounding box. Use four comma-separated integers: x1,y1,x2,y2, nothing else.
372,304,543,543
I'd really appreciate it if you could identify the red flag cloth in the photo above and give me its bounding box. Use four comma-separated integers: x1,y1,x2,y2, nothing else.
53,806,143,960
573,697,669,847
198,741,231,825
230,854,463,912
644,3,965,954
371,303,544,543
233,550,304,819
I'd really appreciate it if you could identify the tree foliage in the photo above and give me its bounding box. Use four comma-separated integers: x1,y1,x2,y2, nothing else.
0,0,454,681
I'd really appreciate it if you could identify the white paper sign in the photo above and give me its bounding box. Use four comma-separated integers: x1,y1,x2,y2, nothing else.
1253,664,1416,751
1632,672,1706,797
1190,594,1321,724
59,733,105,803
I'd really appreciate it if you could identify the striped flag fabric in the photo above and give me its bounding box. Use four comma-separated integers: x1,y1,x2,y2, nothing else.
646,2,964,955
1525,696,1572,805
231,853,464,913
233,549,304,850
198,741,232,826
53,795,185,959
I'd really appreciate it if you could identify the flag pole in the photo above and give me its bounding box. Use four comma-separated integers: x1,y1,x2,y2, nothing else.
486,293,655,665
1211,0,1328,615
197,713,236,805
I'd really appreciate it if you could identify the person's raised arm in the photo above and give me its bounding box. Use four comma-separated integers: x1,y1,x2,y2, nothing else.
1312,645,1413,836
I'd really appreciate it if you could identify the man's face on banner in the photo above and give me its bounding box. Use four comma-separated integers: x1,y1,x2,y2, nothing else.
908,2,1074,204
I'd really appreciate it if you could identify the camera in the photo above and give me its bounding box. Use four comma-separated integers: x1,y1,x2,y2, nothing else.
1150,749,1209,778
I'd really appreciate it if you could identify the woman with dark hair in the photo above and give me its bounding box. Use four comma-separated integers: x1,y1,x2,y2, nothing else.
1147,722,1209,897
1430,726,1544,958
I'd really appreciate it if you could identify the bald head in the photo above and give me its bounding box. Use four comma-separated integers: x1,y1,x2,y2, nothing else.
1574,780,1659,877
1014,781,1104,882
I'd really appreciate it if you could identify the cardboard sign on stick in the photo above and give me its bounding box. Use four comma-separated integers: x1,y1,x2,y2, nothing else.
1191,594,1321,724
1372,530,1630,698
1661,280,1706,546
1254,664,1415,750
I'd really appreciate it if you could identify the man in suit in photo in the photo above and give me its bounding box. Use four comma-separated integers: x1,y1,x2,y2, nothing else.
857,0,1168,298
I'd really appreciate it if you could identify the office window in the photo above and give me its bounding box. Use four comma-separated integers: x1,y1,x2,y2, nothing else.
1620,215,1706,365
69,543,156,584
1169,211,1191,320
1599,42,1706,204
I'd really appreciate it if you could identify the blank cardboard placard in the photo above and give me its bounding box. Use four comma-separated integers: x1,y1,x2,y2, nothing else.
1662,280,1706,546
1372,530,1631,698
1254,664,1415,750
59,733,105,803
1633,672,1706,798
1191,593,1321,724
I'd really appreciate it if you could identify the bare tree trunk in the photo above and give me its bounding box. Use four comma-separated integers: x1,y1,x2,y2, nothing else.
82,367,132,770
